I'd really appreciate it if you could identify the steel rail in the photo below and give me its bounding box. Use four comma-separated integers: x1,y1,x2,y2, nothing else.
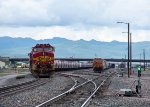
0,79,49,97
81,73,115,107
69,77,78,89
36,80,91,107
35,75,83,107
0,79,37,91
35,75,99,107
60,72,97,92
89,79,97,91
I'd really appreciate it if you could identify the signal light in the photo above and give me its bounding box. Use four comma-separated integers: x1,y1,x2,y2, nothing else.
137,66,141,77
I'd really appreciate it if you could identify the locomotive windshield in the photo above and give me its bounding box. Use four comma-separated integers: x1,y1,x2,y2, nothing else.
33,48,43,52
44,47,54,51
33,47,54,52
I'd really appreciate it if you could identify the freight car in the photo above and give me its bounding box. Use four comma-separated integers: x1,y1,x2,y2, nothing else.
29,44,92,77
93,58,108,73
55,60,92,71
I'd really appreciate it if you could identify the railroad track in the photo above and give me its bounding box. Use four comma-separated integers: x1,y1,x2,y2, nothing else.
35,70,114,107
81,73,114,107
0,78,50,97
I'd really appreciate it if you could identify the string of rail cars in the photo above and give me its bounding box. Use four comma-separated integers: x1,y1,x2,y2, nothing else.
28,44,115,77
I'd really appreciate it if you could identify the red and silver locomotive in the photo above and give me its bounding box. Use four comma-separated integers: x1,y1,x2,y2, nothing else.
29,44,55,77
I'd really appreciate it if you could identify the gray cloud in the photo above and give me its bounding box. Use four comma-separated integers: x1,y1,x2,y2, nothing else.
0,0,150,29
0,0,59,26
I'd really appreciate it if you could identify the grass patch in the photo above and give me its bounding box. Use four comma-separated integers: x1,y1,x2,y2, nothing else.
0,73,10,76
0,68,30,77
145,69,150,72
0,68,29,73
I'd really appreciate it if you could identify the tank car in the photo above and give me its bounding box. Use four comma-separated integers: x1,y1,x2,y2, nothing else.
54,60,92,71
29,44,55,77
93,58,108,73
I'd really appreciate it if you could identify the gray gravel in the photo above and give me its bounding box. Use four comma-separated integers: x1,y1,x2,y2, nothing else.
0,74,74,107
49,82,95,107
90,96,150,107
0,68,120,107
0,73,35,88
89,69,150,107
48,69,111,107
73,69,101,80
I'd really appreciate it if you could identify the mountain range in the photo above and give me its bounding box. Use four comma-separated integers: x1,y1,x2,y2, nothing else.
0,36,150,59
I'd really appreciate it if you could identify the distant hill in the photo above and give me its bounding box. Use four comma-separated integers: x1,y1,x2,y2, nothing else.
0,36,150,59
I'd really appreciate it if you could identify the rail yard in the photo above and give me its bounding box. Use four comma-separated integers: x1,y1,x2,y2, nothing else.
0,44,150,107
1,0,150,107
0,68,150,107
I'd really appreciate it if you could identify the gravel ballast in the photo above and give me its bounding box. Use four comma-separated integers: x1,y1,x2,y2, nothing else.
89,69,150,107
0,73,35,88
0,74,74,107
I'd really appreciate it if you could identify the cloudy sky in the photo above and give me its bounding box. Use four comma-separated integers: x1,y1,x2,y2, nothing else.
0,0,150,42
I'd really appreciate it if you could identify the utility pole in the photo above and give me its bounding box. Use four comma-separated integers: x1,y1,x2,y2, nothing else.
117,22,130,78
124,54,127,68
140,54,141,66
127,23,130,77
143,49,146,71
130,33,132,74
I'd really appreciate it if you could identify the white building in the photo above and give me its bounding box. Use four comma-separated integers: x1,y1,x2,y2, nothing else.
0,61,5,69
